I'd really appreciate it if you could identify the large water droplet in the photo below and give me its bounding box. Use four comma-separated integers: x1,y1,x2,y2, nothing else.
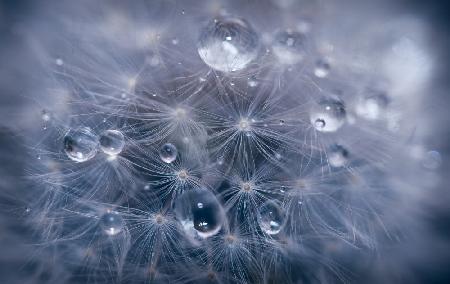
63,127,98,162
257,201,285,235
159,143,178,163
100,211,124,236
310,99,346,132
198,16,260,72
173,188,225,239
272,30,307,65
99,130,125,156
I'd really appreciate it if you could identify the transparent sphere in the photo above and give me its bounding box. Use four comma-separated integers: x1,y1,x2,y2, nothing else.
100,211,124,236
272,30,307,65
99,130,125,155
159,143,178,163
355,92,389,120
310,99,346,132
198,16,260,72
258,201,285,235
314,58,331,78
422,150,442,170
328,144,349,167
173,188,224,239
63,127,99,162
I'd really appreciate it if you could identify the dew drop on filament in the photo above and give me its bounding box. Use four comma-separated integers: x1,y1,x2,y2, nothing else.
159,143,178,163
310,99,346,132
197,16,260,72
99,130,125,156
173,188,225,239
63,127,99,162
258,201,285,235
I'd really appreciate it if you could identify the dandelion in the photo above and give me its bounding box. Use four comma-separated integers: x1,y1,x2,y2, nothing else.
5,0,446,283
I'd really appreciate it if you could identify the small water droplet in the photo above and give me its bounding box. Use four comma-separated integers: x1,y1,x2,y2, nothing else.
314,58,331,78
100,211,124,236
99,130,125,156
422,150,442,170
63,127,99,162
328,144,349,167
159,143,178,163
310,99,346,132
258,201,285,235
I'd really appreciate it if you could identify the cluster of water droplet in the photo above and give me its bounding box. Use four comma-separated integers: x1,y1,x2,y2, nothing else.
26,4,443,284
64,128,125,162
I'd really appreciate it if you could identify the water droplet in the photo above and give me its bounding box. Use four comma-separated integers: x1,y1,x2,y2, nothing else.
41,110,51,122
171,38,179,45
198,16,260,72
310,99,346,132
355,91,389,120
328,144,349,167
144,184,151,190
248,78,258,87
314,119,325,129
100,211,124,236
55,58,64,66
99,130,125,156
159,143,178,163
258,201,285,235
63,127,98,162
272,30,307,65
422,150,442,170
314,58,331,78
173,188,224,239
